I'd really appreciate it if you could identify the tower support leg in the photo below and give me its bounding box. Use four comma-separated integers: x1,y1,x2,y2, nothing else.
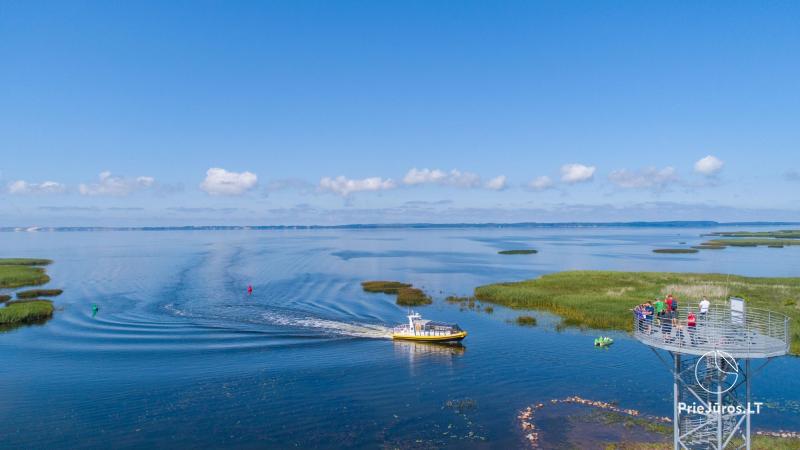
673,352,680,449
745,359,751,450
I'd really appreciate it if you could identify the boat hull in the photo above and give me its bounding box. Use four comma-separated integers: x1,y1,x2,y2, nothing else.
391,331,467,342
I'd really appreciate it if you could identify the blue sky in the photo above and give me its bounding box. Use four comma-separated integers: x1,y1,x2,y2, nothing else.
1,1,799,225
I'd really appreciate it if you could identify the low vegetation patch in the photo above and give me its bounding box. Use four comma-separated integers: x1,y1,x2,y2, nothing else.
710,230,800,239
16,289,63,299
0,265,50,288
0,258,52,266
361,281,412,294
362,281,431,306
445,295,491,312
703,238,800,248
0,300,54,325
515,315,537,326
0,257,59,329
652,248,698,254
446,295,473,303
396,287,432,306
498,249,538,255
691,244,726,250
474,271,800,354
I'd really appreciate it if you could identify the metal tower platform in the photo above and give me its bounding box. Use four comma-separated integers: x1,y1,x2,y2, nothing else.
633,300,790,450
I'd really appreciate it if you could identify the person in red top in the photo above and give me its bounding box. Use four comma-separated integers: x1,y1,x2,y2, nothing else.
665,295,674,315
687,311,697,344
247,285,253,296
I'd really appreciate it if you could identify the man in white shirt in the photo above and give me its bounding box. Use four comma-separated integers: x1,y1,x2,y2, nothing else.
699,297,710,320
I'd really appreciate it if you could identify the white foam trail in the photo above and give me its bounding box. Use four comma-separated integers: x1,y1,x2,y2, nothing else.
262,312,393,339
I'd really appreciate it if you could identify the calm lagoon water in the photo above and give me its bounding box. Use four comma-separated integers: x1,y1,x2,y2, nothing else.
1,226,799,449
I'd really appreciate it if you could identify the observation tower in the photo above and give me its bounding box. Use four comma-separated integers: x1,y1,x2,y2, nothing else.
633,298,790,449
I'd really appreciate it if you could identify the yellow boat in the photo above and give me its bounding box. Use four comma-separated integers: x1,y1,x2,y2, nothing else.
392,311,467,342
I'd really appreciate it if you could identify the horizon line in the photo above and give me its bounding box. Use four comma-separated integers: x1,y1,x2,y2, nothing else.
3,220,800,232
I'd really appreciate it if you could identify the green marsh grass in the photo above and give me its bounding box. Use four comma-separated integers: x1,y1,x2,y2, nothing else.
361,281,412,294
652,249,698,254
0,265,50,288
475,271,800,354
0,300,54,325
691,245,726,250
0,258,52,266
515,315,537,326
362,281,431,306
396,287,432,306
711,230,800,239
16,289,63,299
498,249,538,255
704,238,800,247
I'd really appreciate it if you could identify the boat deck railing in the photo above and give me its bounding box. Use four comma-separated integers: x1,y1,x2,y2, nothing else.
633,304,790,358
393,326,460,337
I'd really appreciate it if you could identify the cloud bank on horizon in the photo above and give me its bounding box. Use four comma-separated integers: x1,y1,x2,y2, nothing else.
5,156,723,198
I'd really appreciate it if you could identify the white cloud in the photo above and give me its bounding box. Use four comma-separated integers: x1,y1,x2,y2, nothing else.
79,171,156,196
402,168,482,188
485,175,507,191
560,163,596,183
319,176,396,196
403,168,448,185
7,180,66,195
528,176,554,191
694,155,724,176
200,168,258,196
136,176,155,187
608,166,678,189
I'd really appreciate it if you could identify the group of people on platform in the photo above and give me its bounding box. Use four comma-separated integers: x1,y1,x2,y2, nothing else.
633,295,711,345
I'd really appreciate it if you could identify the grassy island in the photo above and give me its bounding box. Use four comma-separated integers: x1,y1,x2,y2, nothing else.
704,238,800,247
710,230,800,239
361,281,412,294
362,281,432,306
498,249,538,255
16,289,63,299
652,249,698,254
474,271,800,354
0,265,50,288
701,229,800,248
0,258,58,328
692,244,726,250
0,300,54,325
0,258,53,266
396,287,432,306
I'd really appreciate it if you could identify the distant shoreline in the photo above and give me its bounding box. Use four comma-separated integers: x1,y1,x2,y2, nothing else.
3,221,800,233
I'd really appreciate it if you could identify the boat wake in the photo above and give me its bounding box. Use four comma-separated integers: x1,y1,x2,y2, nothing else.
262,312,393,339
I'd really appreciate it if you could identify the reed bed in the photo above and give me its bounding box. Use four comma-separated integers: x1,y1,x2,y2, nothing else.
362,281,431,306
475,271,800,354
16,289,63,299
0,266,50,288
0,258,52,266
0,300,54,325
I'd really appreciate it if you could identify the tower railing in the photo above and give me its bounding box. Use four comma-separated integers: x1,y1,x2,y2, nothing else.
633,305,790,358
